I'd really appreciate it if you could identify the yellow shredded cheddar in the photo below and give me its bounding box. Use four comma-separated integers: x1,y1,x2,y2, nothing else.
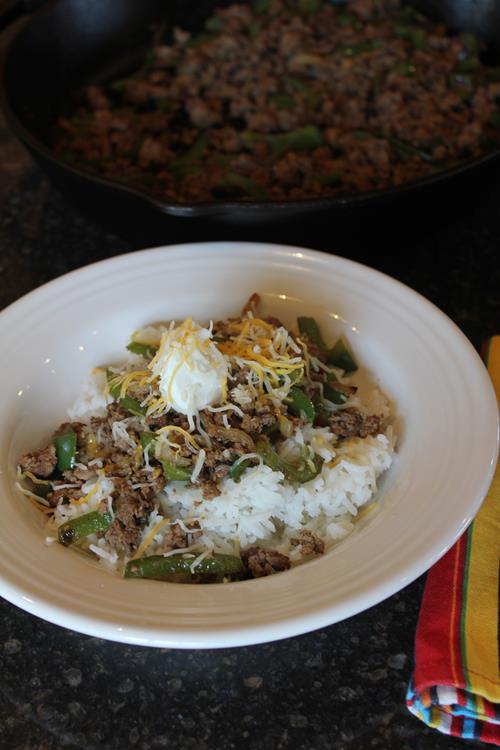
132,517,171,559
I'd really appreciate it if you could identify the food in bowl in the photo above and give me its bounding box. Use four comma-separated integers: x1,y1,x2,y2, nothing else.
53,0,500,203
17,294,394,583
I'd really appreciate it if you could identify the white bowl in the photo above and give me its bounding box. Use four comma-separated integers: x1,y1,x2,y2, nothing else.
0,242,497,648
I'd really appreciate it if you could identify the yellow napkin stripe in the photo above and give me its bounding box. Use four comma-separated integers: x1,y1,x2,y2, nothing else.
465,336,500,700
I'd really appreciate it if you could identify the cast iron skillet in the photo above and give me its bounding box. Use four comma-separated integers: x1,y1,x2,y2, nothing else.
2,0,500,237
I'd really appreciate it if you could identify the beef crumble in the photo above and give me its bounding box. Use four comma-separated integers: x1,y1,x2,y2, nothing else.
18,444,57,478
105,482,158,554
290,529,325,555
242,546,291,577
328,408,383,438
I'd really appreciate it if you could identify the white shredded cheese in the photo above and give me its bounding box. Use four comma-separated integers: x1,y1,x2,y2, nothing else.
190,449,206,483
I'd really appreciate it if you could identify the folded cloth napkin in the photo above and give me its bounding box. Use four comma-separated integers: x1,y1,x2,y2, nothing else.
406,336,500,745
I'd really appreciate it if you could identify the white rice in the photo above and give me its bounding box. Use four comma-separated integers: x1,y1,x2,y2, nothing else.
162,431,393,552
67,368,111,422
56,368,395,570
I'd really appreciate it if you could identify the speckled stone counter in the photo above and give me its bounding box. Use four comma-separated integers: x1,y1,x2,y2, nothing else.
0,111,498,750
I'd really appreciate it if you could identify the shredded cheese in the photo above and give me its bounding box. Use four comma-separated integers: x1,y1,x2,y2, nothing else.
15,482,53,511
19,470,51,486
155,425,200,451
189,549,210,574
132,516,171,559
70,482,100,506
190,449,206,483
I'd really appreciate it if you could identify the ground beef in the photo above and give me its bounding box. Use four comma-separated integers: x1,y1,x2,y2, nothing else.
104,482,157,554
213,464,230,480
241,546,291,578
242,292,260,315
63,466,94,482
265,315,286,328
163,521,188,549
104,518,141,555
328,408,364,437
129,470,166,499
146,412,190,431
290,529,325,555
240,400,284,434
45,487,83,508
358,414,384,437
199,478,221,500
138,137,172,165
53,0,500,203
18,444,57,478
86,85,110,111
199,415,256,470
328,408,383,438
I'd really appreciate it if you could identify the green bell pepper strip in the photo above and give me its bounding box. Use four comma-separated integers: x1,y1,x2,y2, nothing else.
297,316,327,353
214,172,268,200
394,61,417,77
318,170,343,186
311,394,330,427
298,0,323,16
53,430,77,472
58,510,113,546
285,78,320,109
242,126,322,157
459,32,480,56
323,382,349,405
286,386,315,422
326,337,358,373
107,370,146,417
204,16,223,31
409,28,426,49
162,460,192,482
337,11,356,27
255,440,323,483
126,341,158,359
261,421,280,437
186,32,217,48
280,368,303,387
455,56,480,74
140,432,156,451
169,132,209,177
32,481,53,499
352,130,373,140
388,136,434,163
303,89,321,110
229,457,256,481
252,0,271,14
341,39,383,57
394,24,427,49
273,93,296,110
124,552,245,582
398,5,425,24
248,20,263,37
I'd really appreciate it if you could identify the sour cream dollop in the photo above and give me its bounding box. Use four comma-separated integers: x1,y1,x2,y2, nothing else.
150,318,228,422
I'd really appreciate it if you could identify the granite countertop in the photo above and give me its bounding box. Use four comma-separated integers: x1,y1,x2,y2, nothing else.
0,109,499,750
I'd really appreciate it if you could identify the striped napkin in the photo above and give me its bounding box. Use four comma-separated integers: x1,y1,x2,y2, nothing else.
406,336,500,745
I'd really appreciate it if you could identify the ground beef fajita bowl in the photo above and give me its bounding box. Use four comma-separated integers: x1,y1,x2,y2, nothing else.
0,242,497,647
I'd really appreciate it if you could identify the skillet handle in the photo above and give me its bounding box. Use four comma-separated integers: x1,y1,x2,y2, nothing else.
0,0,46,32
